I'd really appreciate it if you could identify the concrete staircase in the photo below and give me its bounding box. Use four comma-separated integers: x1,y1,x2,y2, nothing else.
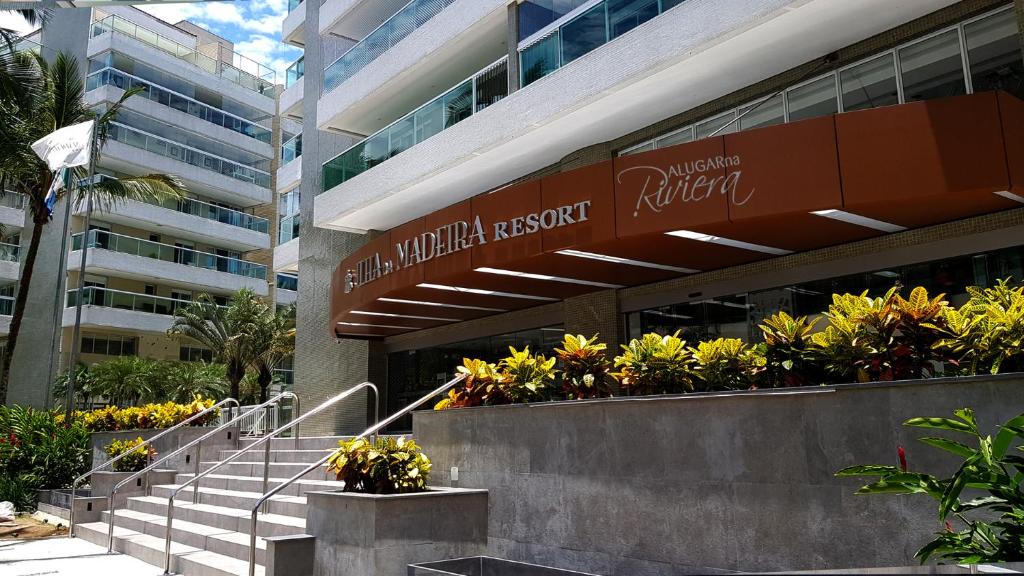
76,436,346,576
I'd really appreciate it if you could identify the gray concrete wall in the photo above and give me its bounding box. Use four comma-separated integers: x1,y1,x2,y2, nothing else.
292,0,375,436
89,425,239,472
413,375,1024,575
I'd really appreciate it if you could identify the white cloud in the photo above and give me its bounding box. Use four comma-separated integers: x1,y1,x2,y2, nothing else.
0,11,36,36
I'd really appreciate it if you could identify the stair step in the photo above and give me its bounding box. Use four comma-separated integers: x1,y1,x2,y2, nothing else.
150,484,307,518
175,473,344,497
76,521,265,576
240,435,348,451
103,508,267,564
198,460,335,480
125,495,305,537
216,448,335,463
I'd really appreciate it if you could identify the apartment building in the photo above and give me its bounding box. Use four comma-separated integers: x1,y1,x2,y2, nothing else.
5,6,286,406
282,0,1024,435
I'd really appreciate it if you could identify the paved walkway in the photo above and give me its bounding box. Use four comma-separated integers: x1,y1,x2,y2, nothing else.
0,537,164,575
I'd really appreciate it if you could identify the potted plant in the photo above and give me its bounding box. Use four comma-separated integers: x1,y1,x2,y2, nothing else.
92,437,174,501
304,436,488,576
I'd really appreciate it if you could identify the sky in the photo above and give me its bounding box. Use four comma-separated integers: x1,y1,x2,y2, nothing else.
0,1,301,85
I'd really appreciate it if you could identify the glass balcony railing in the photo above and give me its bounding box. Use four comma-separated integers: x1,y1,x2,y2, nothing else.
281,134,302,164
147,196,270,233
66,286,217,316
90,14,275,97
323,57,508,190
276,273,298,291
519,0,687,87
323,0,456,94
87,68,273,144
72,229,267,280
106,122,271,189
286,57,304,88
0,296,12,316
0,243,20,263
279,214,300,243
0,192,27,211
288,0,303,13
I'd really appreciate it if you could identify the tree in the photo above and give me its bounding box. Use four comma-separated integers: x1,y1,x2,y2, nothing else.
0,50,186,403
168,289,265,401
159,361,227,404
89,356,159,406
248,305,295,402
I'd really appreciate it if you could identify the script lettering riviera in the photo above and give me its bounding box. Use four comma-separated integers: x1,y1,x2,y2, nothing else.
619,154,755,217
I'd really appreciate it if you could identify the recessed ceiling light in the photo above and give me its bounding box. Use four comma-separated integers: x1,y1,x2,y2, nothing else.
377,297,506,312
556,250,698,273
666,230,792,255
474,267,624,289
417,283,558,301
995,190,1024,204
338,321,417,330
350,310,458,322
810,209,906,232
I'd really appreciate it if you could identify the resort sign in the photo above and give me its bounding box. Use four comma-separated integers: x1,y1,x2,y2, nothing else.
345,200,592,293
617,154,756,218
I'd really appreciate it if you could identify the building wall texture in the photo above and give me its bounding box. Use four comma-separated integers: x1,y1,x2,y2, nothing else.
413,375,1024,575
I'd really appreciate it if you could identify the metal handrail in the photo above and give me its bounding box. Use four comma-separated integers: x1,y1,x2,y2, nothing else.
106,392,297,551
68,397,237,537
163,383,378,574
245,374,466,576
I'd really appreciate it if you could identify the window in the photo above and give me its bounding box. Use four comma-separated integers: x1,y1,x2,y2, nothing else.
521,32,561,86
964,8,1024,96
608,0,659,41
81,334,136,357
560,3,607,65
738,94,784,130
518,0,590,41
899,29,966,102
694,112,736,139
180,344,214,363
786,75,839,122
656,127,693,148
840,53,899,111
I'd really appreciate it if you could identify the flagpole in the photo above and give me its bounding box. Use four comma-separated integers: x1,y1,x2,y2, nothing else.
46,169,74,408
63,129,99,421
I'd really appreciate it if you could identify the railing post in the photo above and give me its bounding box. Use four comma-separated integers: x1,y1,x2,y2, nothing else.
192,440,202,504
261,428,272,514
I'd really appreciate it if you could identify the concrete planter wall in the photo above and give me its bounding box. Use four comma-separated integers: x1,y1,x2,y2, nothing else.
413,374,1024,575
305,487,488,576
89,425,239,472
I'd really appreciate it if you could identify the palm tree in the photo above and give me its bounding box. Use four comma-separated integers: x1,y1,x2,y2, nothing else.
89,356,160,406
0,51,186,402
160,361,228,404
168,289,266,401
248,305,295,403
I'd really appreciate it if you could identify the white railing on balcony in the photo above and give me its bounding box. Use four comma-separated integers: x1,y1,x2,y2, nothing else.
0,192,27,211
66,286,218,317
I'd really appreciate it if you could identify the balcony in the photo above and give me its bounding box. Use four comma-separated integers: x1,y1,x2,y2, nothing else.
283,0,306,47
323,57,507,190
0,243,19,283
319,0,421,52
274,237,299,273
0,296,13,335
63,287,207,332
86,67,273,147
76,197,270,252
276,273,297,306
317,0,506,135
89,14,275,99
103,122,271,206
313,0,962,232
0,192,26,230
71,230,269,295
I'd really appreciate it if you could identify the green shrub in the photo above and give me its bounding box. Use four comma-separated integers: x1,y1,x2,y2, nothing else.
555,334,616,399
435,358,502,410
70,397,218,432
759,311,820,388
690,338,764,391
936,279,1024,375
104,437,156,473
0,473,41,512
326,436,430,494
837,408,1024,564
0,405,90,511
614,331,694,395
495,346,556,403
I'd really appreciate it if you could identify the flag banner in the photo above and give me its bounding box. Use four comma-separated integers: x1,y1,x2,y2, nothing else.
45,168,66,217
31,120,95,171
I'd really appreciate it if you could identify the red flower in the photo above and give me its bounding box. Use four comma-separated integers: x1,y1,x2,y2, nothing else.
945,520,954,533
897,446,907,472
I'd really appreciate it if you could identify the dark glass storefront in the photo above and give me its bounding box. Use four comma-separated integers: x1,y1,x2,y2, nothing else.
626,244,1024,343
385,326,565,430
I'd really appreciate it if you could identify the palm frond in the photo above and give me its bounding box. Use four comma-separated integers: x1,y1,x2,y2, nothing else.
87,174,187,211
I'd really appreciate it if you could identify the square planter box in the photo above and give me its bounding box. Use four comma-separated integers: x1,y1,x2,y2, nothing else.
306,487,488,576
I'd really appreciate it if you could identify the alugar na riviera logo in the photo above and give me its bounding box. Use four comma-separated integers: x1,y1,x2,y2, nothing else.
619,155,755,217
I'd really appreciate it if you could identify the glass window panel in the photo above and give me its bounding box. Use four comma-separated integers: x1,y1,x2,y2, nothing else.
388,116,416,156
786,74,839,121
738,93,784,130
655,126,693,148
521,32,561,86
841,53,899,111
899,29,966,102
518,0,590,41
694,112,736,139
620,142,654,156
362,132,390,168
561,3,607,65
442,81,473,128
414,98,444,142
608,0,659,40
964,9,1024,96
662,0,687,9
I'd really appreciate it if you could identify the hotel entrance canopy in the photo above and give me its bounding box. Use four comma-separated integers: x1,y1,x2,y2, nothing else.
331,91,1024,338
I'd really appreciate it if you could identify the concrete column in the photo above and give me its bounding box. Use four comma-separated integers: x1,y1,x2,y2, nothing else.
562,289,623,351
506,1,521,93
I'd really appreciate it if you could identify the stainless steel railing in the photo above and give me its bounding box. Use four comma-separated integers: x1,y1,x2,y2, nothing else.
161,383,377,573
68,398,238,537
245,374,466,576
106,392,297,551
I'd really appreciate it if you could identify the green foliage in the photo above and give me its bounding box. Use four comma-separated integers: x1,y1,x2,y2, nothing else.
496,346,556,403
325,436,430,494
837,408,1024,564
614,331,694,395
53,359,228,408
759,312,820,387
690,338,765,391
434,358,502,410
104,437,155,473
0,405,89,511
554,334,616,399
935,279,1024,375
70,396,217,432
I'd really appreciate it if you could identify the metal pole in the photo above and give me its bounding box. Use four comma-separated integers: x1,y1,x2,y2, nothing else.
260,427,272,514
191,440,201,504
47,170,74,409
64,130,99,421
